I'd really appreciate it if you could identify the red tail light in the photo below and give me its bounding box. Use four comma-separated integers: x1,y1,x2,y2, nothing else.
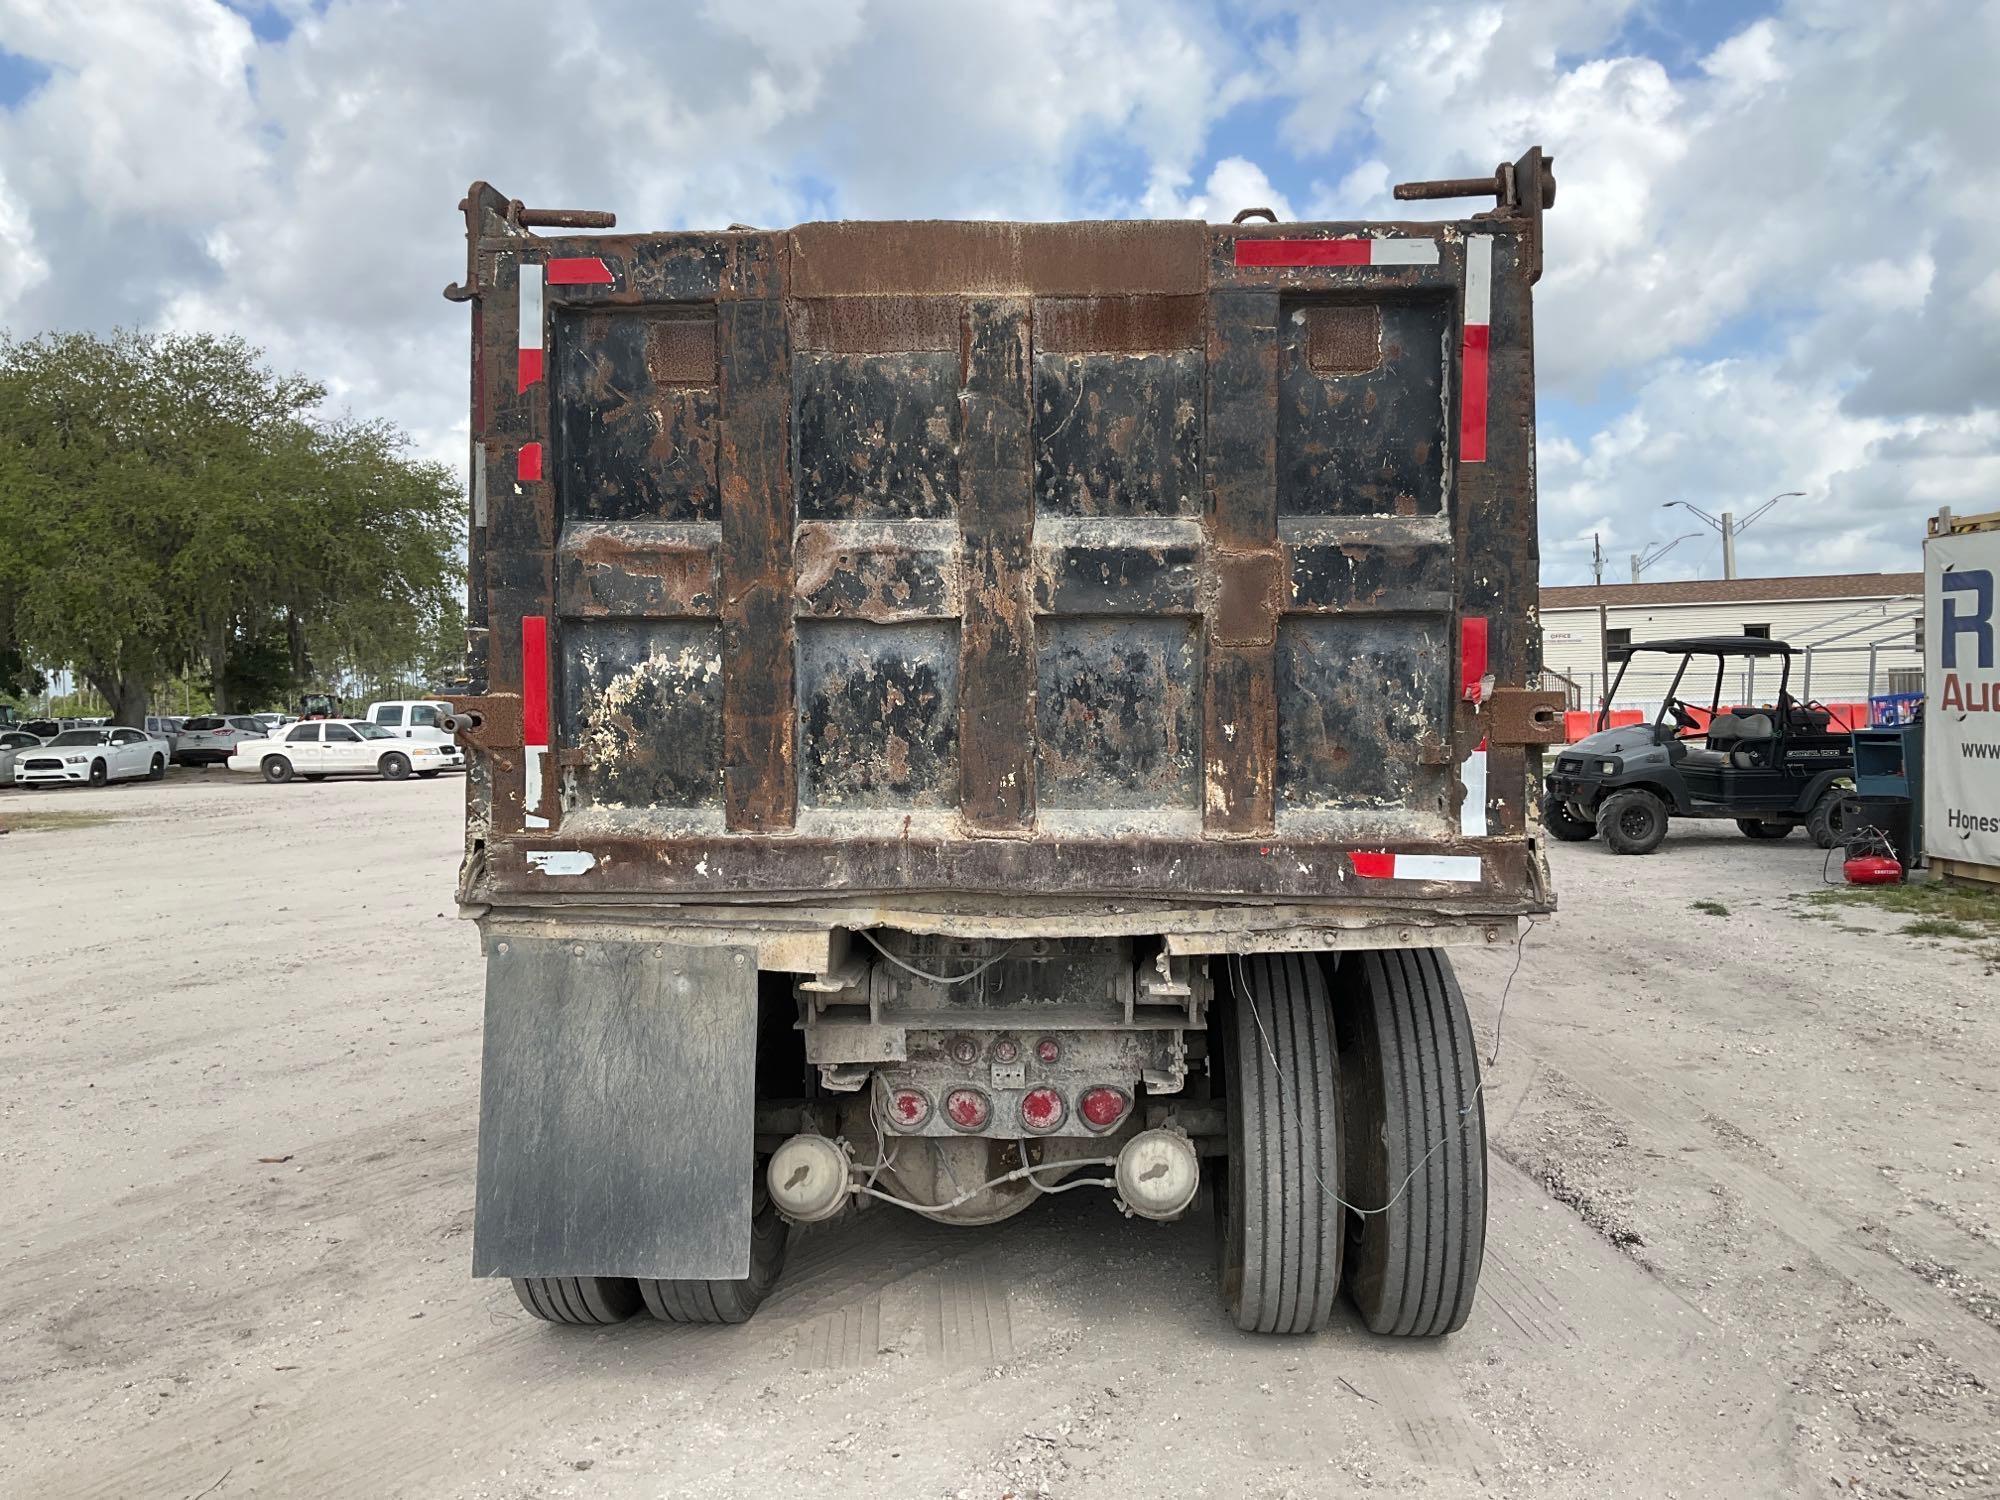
1079,1087,1129,1130
888,1088,931,1129
944,1088,990,1131
1034,1037,1061,1064
1020,1087,1065,1133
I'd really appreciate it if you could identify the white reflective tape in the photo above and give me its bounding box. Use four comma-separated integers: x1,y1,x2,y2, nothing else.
472,442,487,528
1463,235,1493,326
524,743,548,830
527,849,596,876
1395,854,1482,882
1459,747,1489,837
519,263,544,350
1370,238,1440,266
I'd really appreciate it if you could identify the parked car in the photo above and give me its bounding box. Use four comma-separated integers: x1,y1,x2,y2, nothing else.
173,715,271,767
229,718,464,783
248,712,286,736
0,729,47,786
19,719,60,740
12,726,169,787
145,715,184,750
363,699,460,750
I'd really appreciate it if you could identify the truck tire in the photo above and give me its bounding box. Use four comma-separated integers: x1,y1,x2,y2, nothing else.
1217,953,1343,1335
1541,796,1596,842
637,1186,789,1325
1807,789,1854,850
1336,948,1487,1337
1736,819,1793,839
511,1275,642,1326
1596,788,1667,854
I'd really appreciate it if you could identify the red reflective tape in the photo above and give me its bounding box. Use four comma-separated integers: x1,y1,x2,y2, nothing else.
545,256,614,285
1459,323,1490,463
1461,616,1490,702
516,347,544,393
1234,238,1371,268
1350,851,1396,879
521,616,550,747
516,442,543,482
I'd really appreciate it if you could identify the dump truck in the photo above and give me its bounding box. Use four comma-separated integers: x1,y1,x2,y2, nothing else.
442,149,1564,1337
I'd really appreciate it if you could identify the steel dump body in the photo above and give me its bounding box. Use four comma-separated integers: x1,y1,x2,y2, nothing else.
449,172,1560,945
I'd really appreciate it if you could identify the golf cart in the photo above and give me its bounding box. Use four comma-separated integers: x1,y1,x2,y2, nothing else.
1541,636,1854,855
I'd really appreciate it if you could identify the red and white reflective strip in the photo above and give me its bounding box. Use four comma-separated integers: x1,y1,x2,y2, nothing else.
1350,852,1482,883
522,615,550,831
1460,236,1492,463
1232,237,1439,268
517,264,544,393
1460,615,1490,704
1459,737,1489,838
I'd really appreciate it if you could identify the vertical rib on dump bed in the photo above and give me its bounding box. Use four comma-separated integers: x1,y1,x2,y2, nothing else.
448,165,1562,919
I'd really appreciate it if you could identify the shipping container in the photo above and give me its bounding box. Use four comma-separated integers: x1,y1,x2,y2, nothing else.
445,149,1565,1337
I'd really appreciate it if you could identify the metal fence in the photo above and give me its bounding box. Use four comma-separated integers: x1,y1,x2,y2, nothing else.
1559,643,1922,716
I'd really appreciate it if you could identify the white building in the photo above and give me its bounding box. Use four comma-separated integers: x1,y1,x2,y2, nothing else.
1540,572,1921,713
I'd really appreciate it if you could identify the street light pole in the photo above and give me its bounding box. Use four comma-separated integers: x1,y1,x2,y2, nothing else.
1631,532,1702,582
1663,493,1803,580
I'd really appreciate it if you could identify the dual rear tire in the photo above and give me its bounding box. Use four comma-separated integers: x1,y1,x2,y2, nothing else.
511,1185,790,1328
1218,948,1486,1337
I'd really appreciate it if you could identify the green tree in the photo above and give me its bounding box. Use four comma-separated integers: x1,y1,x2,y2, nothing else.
0,331,464,726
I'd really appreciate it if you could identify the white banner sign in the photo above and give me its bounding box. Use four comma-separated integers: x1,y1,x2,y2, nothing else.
1925,525,2000,868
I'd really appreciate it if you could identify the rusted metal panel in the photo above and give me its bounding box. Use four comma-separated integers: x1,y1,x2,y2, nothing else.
557,522,718,619
716,299,796,832
957,299,1037,831
1202,289,1280,835
454,172,1555,918
790,220,1208,298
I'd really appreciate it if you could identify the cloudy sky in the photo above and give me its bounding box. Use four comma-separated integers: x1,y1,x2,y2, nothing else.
1,0,1993,585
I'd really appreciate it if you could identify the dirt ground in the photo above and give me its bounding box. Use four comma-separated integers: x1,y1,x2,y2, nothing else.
2,770,1997,1499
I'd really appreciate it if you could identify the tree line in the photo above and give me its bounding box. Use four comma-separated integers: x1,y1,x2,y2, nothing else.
0,330,464,729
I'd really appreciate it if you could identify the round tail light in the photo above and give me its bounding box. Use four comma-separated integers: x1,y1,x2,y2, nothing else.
887,1088,931,1129
1034,1037,1061,1064
944,1088,991,1131
1019,1086,1065,1133
1079,1086,1130,1131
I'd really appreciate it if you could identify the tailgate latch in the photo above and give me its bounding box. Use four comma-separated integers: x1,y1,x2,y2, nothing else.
1481,688,1567,745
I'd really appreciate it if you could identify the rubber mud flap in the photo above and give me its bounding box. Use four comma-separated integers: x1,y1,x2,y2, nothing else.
471,935,758,1281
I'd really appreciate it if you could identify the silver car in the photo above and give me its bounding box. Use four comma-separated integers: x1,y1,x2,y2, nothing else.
173,715,270,767
0,728,46,788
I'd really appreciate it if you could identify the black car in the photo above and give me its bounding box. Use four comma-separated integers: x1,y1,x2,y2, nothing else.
1542,636,1854,854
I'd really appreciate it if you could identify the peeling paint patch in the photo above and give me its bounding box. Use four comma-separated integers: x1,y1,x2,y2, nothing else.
527,850,598,876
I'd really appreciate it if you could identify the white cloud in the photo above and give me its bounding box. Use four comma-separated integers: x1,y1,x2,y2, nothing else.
0,0,1993,590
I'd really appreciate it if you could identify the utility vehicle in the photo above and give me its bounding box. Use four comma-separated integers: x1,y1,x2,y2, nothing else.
1542,636,1854,854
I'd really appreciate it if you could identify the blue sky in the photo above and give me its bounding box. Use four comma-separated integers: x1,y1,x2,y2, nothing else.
0,0,1992,585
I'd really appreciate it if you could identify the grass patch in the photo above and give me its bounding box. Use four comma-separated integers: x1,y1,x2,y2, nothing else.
1690,899,1731,917
0,809,121,835
1800,878,2000,944
1901,917,1980,940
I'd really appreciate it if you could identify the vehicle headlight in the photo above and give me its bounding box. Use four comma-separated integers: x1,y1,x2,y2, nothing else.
64,754,88,764
1597,759,1618,774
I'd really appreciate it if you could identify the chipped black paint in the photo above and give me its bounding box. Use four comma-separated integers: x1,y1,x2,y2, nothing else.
556,311,719,523
1278,299,1446,517
1276,617,1447,811
797,622,959,809
1033,352,1202,517
562,620,723,810
794,353,959,521
1036,620,1200,808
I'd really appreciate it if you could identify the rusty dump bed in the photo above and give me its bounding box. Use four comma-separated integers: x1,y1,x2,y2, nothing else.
447,156,1563,941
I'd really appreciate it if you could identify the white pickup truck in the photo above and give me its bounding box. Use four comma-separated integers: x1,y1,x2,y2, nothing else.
363,700,461,757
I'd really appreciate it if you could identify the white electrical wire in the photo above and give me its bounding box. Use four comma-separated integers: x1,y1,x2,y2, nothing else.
851,1152,1120,1215
858,929,1015,986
